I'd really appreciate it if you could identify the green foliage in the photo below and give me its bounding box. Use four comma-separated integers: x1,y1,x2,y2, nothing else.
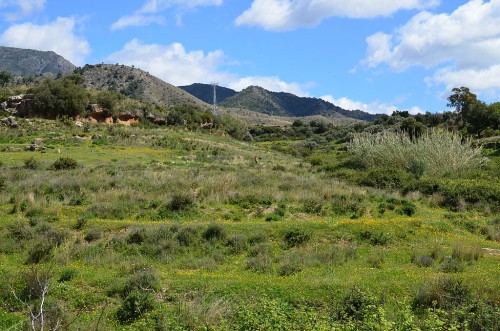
116,291,155,324
202,223,226,242
24,156,40,170
52,157,78,170
0,70,13,87
283,227,311,248
338,286,378,322
349,130,487,177
31,75,89,118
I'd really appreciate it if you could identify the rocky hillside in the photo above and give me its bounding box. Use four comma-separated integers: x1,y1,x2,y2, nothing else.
0,46,76,77
178,83,238,105
220,85,378,121
81,64,210,110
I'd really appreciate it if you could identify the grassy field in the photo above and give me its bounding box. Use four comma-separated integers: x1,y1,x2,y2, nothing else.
0,119,499,330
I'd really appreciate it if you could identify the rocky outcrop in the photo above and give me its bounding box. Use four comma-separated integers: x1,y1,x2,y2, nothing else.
0,116,18,128
3,94,34,117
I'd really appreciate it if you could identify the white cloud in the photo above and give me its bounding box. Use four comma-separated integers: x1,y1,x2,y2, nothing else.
235,0,438,31
0,0,45,21
107,39,310,95
111,14,165,31
0,17,91,65
228,76,310,96
112,0,222,30
321,95,424,115
362,0,500,94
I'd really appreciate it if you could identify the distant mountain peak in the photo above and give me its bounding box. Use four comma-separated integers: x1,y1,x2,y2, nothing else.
0,46,76,77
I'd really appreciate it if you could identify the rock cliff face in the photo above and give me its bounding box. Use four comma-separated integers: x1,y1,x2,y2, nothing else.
0,46,76,77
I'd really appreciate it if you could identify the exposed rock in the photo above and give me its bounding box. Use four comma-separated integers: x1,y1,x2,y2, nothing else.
33,138,43,145
26,144,45,151
91,134,103,140
75,121,83,127
117,113,140,126
6,94,34,117
1,116,18,128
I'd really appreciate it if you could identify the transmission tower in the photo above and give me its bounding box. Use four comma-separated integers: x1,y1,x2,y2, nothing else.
211,82,218,113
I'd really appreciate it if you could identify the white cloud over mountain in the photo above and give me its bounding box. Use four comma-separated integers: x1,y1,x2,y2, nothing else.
362,0,500,94
321,95,424,115
0,17,91,65
107,39,309,95
235,0,438,31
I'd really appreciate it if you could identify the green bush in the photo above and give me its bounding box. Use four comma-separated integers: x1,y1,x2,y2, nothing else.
203,223,227,242
84,228,102,242
398,200,417,216
338,286,378,321
412,277,470,311
349,130,487,177
24,157,40,170
116,291,155,324
283,227,311,248
58,268,77,282
52,157,78,170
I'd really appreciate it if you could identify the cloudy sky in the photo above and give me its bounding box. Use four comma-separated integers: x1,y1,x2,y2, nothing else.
0,0,499,114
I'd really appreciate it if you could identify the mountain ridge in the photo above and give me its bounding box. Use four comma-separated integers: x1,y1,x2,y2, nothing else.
179,83,379,121
0,46,76,77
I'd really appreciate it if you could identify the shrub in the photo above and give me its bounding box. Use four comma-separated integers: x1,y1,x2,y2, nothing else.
26,241,53,264
338,286,377,321
439,257,465,273
116,291,155,324
127,228,146,245
369,232,393,246
451,244,483,263
360,167,412,189
349,130,487,177
412,277,470,311
52,157,78,170
176,226,199,246
84,228,102,243
58,268,77,282
24,156,40,170
122,268,160,297
203,223,227,242
413,255,434,267
264,213,281,222
283,227,311,249
398,200,417,216
225,234,247,254
278,260,302,276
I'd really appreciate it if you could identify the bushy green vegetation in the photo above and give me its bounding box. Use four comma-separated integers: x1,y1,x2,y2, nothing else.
0,86,499,330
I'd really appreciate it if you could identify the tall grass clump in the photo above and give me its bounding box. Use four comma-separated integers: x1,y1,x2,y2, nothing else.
348,130,487,177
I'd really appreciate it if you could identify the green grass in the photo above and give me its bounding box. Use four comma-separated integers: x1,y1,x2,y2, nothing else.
0,119,499,330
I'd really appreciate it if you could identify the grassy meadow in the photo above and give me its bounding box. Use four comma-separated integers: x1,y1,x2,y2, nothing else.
0,118,499,330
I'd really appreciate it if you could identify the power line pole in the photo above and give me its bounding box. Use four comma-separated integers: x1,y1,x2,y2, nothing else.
211,82,218,113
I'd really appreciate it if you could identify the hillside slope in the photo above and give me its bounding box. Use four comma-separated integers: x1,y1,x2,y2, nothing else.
81,64,210,110
0,46,76,77
179,83,237,105
221,85,378,121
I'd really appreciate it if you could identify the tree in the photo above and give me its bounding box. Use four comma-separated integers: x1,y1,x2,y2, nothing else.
447,87,500,136
447,87,478,114
0,70,13,87
31,75,89,118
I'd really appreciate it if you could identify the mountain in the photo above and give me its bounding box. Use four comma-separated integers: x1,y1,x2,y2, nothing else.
0,46,76,77
220,85,378,121
81,64,210,110
179,83,237,105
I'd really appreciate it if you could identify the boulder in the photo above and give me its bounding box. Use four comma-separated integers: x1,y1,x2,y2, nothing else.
1,116,18,128
91,134,103,140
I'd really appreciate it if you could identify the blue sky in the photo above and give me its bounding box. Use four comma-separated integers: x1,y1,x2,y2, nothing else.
0,0,499,114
